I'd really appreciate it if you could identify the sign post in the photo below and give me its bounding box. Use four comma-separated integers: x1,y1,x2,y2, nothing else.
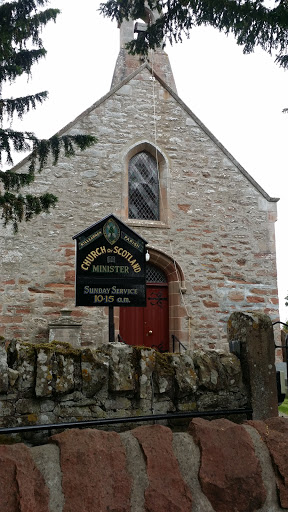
109,305,114,343
73,215,147,342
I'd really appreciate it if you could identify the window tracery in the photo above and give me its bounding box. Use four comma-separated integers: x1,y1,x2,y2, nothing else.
128,151,160,221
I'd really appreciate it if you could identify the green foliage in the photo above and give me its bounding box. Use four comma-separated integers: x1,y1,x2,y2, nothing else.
279,397,288,414
100,0,288,67
0,92,48,123
0,191,58,232
0,0,97,231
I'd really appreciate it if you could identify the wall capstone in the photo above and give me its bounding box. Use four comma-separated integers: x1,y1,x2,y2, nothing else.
227,311,278,420
1,419,288,511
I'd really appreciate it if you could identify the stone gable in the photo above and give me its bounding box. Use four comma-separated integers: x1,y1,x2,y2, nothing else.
0,60,279,349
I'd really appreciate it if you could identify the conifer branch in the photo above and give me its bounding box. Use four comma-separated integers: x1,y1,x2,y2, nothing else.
0,129,34,166
0,49,47,82
100,0,288,67
0,91,48,122
0,1,98,231
28,134,97,174
0,190,58,232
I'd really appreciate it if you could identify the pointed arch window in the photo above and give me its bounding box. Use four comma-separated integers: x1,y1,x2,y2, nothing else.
128,151,160,220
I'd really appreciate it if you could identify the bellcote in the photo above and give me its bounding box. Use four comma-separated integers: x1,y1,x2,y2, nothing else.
110,7,177,93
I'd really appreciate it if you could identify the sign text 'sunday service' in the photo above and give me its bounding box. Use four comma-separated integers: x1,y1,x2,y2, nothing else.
73,215,147,307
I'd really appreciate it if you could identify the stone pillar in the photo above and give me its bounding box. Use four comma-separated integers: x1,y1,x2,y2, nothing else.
227,311,278,420
48,309,82,348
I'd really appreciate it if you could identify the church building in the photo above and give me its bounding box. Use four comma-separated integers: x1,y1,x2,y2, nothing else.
0,8,279,352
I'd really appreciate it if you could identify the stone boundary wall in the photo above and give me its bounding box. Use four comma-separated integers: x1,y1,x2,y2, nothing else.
0,311,280,442
1,418,288,511
0,339,248,442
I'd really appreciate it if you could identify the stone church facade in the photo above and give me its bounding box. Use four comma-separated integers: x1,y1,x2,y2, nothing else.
0,12,279,351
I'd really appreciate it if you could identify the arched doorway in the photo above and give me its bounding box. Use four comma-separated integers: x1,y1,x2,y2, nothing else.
119,264,169,351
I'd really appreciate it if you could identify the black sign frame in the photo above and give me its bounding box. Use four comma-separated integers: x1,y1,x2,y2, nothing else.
73,214,148,308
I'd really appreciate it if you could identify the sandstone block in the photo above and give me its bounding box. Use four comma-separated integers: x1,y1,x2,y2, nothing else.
31,444,65,512
51,428,131,511
132,424,193,512
247,417,288,508
189,418,266,512
227,311,278,419
0,443,49,512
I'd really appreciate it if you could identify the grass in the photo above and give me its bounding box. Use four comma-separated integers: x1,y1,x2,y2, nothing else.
278,397,288,415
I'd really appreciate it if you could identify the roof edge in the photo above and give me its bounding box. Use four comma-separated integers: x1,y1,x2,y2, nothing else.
9,62,280,203
9,64,150,173
145,63,279,203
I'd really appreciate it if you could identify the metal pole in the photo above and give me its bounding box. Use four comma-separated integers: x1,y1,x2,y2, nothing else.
109,305,115,343
0,408,253,435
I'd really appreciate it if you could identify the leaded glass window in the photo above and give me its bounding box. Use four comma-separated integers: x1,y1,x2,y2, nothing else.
128,151,160,220
146,264,167,283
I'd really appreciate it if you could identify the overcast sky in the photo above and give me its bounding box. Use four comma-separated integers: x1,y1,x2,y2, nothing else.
4,0,288,321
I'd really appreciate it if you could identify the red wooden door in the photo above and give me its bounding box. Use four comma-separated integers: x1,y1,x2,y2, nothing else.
119,284,169,351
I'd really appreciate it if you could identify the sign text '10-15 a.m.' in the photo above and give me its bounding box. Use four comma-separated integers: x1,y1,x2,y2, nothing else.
73,215,147,307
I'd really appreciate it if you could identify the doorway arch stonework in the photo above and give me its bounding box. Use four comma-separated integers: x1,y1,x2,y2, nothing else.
114,247,187,351
148,247,187,350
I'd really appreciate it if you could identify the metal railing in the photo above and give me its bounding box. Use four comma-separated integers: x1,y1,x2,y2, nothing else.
172,334,187,353
273,321,288,404
0,408,253,436
118,334,186,354
117,333,127,344
273,321,288,363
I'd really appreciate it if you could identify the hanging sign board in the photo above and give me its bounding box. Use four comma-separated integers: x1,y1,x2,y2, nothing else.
73,214,147,307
